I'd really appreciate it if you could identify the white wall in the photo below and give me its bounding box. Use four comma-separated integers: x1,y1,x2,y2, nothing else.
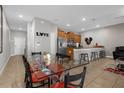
81,23,124,57
11,31,27,56
0,13,11,74
27,18,57,59
34,18,57,54
27,22,33,59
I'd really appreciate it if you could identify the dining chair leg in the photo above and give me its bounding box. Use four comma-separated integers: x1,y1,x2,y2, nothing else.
24,73,27,82
26,80,29,88
62,58,64,64
48,78,50,88
50,77,53,85
60,58,63,64
42,80,44,86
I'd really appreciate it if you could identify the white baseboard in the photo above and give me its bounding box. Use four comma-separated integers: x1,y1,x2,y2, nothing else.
106,56,113,59
0,56,10,75
10,53,14,56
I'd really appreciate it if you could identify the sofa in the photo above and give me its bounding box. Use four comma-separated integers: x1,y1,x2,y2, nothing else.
113,46,124,60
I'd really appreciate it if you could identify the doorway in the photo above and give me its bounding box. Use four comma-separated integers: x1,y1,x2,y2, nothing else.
14,37,25,55
11,31,26,56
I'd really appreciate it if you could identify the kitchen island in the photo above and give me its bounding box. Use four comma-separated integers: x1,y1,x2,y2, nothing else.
74,47,105,63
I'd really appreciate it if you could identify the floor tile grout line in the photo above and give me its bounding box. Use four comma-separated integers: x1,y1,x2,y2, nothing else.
112,74,121,88
85,70,106,87
0,56,124,88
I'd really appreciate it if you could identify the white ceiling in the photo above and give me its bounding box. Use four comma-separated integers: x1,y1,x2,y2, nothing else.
3,5,124,32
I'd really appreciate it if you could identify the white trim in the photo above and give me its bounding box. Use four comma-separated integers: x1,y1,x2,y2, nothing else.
106,56,113,59
10,54,16,57
0,56,10,75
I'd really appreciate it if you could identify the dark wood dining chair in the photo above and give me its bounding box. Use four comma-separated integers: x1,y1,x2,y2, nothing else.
64,66,87,88
22,55,29,83
32,52,42,56
56,53,70,64
24,60,50,88
31,52,42,65
22,55,27,63
31,52,42,61
50,66,87,88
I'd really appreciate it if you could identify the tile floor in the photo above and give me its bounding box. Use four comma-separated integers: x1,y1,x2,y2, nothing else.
0,55,124,88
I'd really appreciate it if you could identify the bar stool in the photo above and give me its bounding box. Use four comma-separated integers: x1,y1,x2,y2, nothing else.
91,52,99,61
99,50,105,58
80,53,89,64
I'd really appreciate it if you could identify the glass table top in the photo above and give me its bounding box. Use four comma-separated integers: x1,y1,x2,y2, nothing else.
28,54,88,78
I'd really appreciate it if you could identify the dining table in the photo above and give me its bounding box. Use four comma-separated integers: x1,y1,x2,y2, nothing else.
28,55,88,85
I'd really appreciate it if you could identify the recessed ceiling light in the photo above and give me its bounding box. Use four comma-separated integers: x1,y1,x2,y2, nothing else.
82,18,86,21
81,28,85,31
96,24,100,28
41,21,44,24
66,24,70,27
18,14,23,18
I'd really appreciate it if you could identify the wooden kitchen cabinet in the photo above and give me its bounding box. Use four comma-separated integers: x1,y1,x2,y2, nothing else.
66,32,70,39
66,32,74,40
58,29,65,38
58,31,64,37
74,34,81,43
58,29,67,40
67,47,73,59
58,29,81,42
63,32,67,40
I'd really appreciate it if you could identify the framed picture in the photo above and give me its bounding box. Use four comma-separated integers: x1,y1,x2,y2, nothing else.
0,5,3,53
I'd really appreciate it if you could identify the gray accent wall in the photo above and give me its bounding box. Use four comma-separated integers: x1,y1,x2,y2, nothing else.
81,23,124,57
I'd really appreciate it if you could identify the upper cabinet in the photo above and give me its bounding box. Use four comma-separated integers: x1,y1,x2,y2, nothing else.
74,34,81,43
58,29,67,40
58,29,81,43
66,32,74,40
58,30,64,37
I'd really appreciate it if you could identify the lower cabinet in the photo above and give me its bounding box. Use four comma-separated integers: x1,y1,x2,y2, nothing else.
67,47,73,60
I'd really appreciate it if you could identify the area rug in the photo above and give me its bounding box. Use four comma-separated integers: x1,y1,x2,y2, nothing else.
104,67,124,76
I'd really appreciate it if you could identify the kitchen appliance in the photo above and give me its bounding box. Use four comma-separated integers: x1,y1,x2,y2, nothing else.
57,37,67,55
